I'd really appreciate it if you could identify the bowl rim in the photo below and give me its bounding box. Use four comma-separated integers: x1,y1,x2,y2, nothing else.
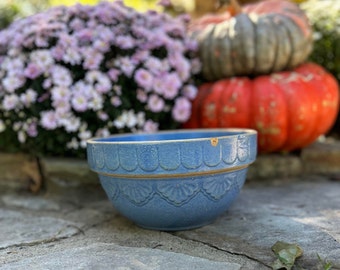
87,128,257,145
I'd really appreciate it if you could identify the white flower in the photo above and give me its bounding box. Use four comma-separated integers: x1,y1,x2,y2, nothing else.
113,110,140,129
71,81,93,98
2,75,25,93
50,65,73,87
51,86,71,101
86,71,112,94
62,47,82,65
136,111,145,127
110,96,122,107
40,110,58,130
2,94,20,110
79,130,92,140
13,122,22,132
78,130,92,148
95,127,110,137
89,92,104,111
113,114,126,129
2,57,25,75
20,89,38,107
71,94,88,112
18,131,27,143
53,99,71,114
30,49,54,70
59,116,81,133
143,119,159,133
67,138,79,150
126,110,139,128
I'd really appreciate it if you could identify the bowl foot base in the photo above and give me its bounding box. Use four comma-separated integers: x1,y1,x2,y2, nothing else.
135,220,215,231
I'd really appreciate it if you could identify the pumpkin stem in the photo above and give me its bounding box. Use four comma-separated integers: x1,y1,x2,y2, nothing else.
229,0,242,16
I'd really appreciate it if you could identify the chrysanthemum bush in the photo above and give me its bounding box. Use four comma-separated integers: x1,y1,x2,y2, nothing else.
301,0,340,81
0,1,201,157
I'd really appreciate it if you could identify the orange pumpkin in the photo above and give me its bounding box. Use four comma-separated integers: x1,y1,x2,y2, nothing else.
184,63,340,153
190,0,313,80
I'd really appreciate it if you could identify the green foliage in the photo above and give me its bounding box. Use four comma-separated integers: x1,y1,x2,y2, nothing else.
270,242,336,270
49,0,101,6
0,0,50,30
0,0,162,31
301,0,340,82
0,4,19,30
48,0,161,12
317,254,333,270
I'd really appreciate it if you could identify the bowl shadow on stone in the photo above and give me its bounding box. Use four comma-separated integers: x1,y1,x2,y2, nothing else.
87,129,257,231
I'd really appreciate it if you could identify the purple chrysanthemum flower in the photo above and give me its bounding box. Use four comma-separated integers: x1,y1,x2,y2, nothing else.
162,72,182,99
0,1,200,157
143,119,159,133
26,122,38,137
40,111,58,130
2,94,20,111
134,68,153,91
172,97,192,122
24,63,42,79
148,94,165,113
71,94,88,112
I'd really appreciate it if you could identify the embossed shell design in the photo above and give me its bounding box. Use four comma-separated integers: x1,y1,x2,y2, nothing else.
87,134,256,175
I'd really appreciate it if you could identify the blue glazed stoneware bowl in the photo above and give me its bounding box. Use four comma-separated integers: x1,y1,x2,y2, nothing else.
87,129,257,231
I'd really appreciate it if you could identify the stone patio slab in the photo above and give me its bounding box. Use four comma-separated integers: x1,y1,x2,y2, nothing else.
0,243,240,270
1,176,340,269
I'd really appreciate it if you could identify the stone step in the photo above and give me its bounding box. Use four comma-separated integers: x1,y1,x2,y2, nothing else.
1,140,340,192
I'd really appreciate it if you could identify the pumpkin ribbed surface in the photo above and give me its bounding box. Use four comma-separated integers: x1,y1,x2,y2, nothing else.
184,63,339,153
191,0,313,80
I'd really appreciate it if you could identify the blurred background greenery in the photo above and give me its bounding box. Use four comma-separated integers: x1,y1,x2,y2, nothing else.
0,0,162,30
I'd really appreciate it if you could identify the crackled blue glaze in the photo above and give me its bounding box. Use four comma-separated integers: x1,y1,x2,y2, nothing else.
87,129,257,231
99,168,247,230
87,129,257,176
